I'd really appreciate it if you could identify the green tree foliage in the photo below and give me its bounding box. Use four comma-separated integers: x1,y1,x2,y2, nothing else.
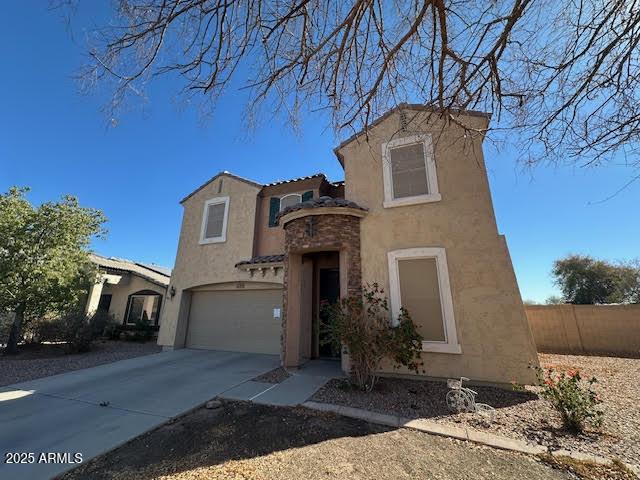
544,295,564,305
552,255,640,305
0,187,107,353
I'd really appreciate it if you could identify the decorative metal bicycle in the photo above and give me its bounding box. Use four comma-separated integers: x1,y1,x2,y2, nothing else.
446,377,496,423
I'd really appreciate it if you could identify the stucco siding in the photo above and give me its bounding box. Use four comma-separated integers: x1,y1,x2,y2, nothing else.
254,180,323,256
158,174,283,347
339,110,538,384
102,275,166,324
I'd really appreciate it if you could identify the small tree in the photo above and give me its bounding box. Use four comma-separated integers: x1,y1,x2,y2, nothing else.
0,187,107,354
552,255,640,305
545,295,564,305
322,283,424,391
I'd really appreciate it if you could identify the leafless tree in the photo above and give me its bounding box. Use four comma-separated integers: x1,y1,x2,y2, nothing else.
65,0,640,170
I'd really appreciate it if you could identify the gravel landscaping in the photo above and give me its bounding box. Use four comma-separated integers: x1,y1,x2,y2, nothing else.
62,401,576,480
253,367,292,384
311,353,640,467
0,340,162,386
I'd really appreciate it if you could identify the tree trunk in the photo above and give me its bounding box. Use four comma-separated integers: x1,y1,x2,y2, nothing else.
5,302,26,355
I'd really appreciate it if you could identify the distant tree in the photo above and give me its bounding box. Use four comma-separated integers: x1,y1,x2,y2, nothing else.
0,187,107,354
551,255,640,305
522,299,539,305
544,295,564,305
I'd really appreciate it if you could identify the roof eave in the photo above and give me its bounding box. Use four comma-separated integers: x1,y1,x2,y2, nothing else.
180,171,263,204
333,103,492,166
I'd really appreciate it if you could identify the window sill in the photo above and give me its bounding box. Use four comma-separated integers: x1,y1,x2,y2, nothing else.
199,236,226,245
383,193,441,208
421,342,462,354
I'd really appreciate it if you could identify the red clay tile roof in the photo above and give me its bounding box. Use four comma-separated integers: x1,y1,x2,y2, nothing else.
235,255,285,267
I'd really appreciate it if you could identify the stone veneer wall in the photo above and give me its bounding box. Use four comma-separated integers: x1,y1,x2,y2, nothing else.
281,213,363,363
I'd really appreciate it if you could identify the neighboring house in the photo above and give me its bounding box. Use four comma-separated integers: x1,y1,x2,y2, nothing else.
159,104,539,384
86,254,171,328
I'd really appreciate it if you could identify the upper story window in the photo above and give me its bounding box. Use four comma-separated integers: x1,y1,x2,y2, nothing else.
199,196,229,244
268,190,313,227
279,193,302,211
382,133,441,208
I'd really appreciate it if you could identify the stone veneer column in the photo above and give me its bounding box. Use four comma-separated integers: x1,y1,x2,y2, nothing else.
281,213,363,367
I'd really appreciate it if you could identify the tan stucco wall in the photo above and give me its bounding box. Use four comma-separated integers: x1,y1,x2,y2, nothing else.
526,304,640,356
158,174,283,347
254,179,323,257
338,109,539,384
101,274,167,323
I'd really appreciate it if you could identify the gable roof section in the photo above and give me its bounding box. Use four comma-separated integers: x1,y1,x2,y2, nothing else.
181,171,340,204
90,253,171,287
180,171,263,204
333,103,491,165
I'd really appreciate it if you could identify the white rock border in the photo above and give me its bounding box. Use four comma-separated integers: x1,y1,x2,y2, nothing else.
302,401,640,477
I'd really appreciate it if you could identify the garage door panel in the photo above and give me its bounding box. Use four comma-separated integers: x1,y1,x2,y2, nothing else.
186,289,282,355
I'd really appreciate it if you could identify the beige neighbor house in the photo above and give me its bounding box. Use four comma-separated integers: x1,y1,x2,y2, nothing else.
158,104,539,385
85,254,171,330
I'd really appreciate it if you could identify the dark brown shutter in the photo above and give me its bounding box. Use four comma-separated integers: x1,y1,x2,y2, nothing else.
268,197,280,227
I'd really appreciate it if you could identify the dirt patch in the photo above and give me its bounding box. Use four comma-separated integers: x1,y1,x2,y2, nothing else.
0,340,161,386
252,367,291,384
61,401,572,480
311,353,640,467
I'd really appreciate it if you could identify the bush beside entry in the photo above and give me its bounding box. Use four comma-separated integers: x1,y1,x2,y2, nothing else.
321,283,424,391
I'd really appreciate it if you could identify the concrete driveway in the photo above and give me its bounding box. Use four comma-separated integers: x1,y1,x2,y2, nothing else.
0,348,279,480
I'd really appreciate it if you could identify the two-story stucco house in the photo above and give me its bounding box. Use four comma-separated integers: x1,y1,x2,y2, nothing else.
158,104,539,384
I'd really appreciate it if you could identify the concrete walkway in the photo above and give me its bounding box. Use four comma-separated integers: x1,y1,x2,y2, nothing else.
220,359,343,406
0,349,279,480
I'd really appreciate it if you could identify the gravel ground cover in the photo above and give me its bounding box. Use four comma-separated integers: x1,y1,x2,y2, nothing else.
252,367,292,384
0,340,161,386
62,401,575,480
311,353,640,467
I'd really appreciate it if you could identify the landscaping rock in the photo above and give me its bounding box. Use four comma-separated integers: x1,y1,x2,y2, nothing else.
312,353,640,467
205,400,222,409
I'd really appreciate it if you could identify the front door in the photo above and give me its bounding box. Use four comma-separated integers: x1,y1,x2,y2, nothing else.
318,268,341,358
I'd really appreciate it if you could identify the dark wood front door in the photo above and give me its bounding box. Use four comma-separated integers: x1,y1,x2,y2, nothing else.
319,268,340,358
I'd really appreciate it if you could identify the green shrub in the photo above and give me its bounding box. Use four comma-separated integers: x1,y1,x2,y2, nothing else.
26,310,117,353
321,283,424,391
59,312,94,353
89,310,117,339
536,365,603,433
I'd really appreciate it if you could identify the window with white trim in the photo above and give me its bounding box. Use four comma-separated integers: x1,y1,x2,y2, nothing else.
382,134,441,207
387,247,460,354
279,193,302,211
200,196,229,244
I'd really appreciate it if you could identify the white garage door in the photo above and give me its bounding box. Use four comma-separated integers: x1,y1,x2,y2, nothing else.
186,289,282,354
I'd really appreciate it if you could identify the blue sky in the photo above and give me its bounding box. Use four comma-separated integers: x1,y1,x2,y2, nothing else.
1,3,638,303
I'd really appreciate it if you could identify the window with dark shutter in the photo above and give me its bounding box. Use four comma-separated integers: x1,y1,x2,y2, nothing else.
302,190,313,201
